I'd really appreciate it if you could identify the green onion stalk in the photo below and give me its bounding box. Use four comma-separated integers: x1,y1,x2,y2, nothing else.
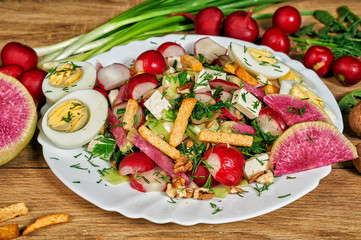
35,0,296,65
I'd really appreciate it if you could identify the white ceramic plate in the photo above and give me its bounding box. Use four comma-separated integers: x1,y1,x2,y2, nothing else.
38,34,342,225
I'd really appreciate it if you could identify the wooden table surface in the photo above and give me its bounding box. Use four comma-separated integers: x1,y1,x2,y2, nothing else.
1,0,360,239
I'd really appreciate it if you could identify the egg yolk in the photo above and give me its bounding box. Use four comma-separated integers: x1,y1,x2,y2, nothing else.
48,62,83,87
247,47,278,65
47,99,89,133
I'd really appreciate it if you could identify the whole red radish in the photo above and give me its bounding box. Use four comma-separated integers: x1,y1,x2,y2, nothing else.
223,10,259,43
157,42,186,58
1,42,38,70
303,46,334,77
203,143,245,186
0,64,24,78
18,69,47,107
169,7,224,36
261,26,290,54
134,50,166,74
272,6,301,35
118,152,155,175
333,55,361,86
126,73,159,100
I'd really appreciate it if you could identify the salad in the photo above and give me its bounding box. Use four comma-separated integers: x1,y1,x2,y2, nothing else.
39,35,356,203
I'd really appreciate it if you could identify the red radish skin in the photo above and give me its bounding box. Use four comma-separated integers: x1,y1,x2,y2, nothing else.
0,64,24,78
194,37,227,62
106,108,129,152
112,102,128,122
134,50,166,74
169,7,224,36
221,121,257,135
256,107,288,136
261,26,290,54
97,63,131,90
272,6,301,35
195,93,214,103
93,86,108,99
303,46,334,77
126,73,159,100
18,69,47,107
204,144,245,186
332,55,361,86
211,54,231,66
223,10,259,43
188,163,217,187
118,152,155,175
157,42,186,58
1,42,38,70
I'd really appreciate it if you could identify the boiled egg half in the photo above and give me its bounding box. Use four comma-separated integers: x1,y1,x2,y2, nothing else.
41,89,108,148
228,42,290,79
42,61,96,103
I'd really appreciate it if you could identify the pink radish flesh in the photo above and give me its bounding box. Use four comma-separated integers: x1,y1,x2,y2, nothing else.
106,108,129,152
240,79,266,101
113,84,129,105
127,129,190,185
112,102,128,122
126,73,159,100
194,37,227,62
0,64,24,78
130,166,168,192
223,10,259,43
157,42,186,58
211,55,232,67
118,152,155,175
195,93,214,103
204,144,245,186
97,63,131,90
1,42,38,70
134,50,166,74
256,107,288,136
221,121,257,135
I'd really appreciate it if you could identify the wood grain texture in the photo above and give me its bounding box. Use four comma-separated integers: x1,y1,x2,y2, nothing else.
0,0,361,239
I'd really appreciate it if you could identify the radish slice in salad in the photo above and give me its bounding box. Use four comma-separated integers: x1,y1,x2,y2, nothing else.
97,63,131,90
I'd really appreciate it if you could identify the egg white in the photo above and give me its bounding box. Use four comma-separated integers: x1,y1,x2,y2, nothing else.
228,42,290,80
42,61,96,103
41,89,108,149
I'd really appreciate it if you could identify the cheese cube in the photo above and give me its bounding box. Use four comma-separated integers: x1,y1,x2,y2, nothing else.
194,68,227,93
144,90,171,120
244,153,270,180
232,88,261,119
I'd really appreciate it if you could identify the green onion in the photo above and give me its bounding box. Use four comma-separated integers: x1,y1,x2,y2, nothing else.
35,0,293,64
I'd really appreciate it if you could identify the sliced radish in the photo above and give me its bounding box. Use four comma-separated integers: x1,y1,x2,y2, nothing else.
134,50,166,74
220,121,256,135
194,37,227,62
217,91,243,121
256,107,287,136
126,73,158,100
97,63,131,91
157,42,186,58
127,128,190,184
133,105,145,129
209,79,241,92
229,75,266,101
113,84,129,105
188,163,217,188
106,108,129,152
130,166,168,192
118,152,155,175
112,102,127,122
195,93,214,103
93,86,108,99
211,54,232,67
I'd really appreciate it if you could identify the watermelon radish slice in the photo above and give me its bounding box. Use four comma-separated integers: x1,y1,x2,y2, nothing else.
270,121,357,176
263,94,331,126
0,73,37,165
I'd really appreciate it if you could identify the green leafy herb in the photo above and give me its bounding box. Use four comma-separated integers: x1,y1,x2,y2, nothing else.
70,163,88,170
286,105,307,118
278,193,291,198
254,183,274,197
210,202,223,214
62,111,73,123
